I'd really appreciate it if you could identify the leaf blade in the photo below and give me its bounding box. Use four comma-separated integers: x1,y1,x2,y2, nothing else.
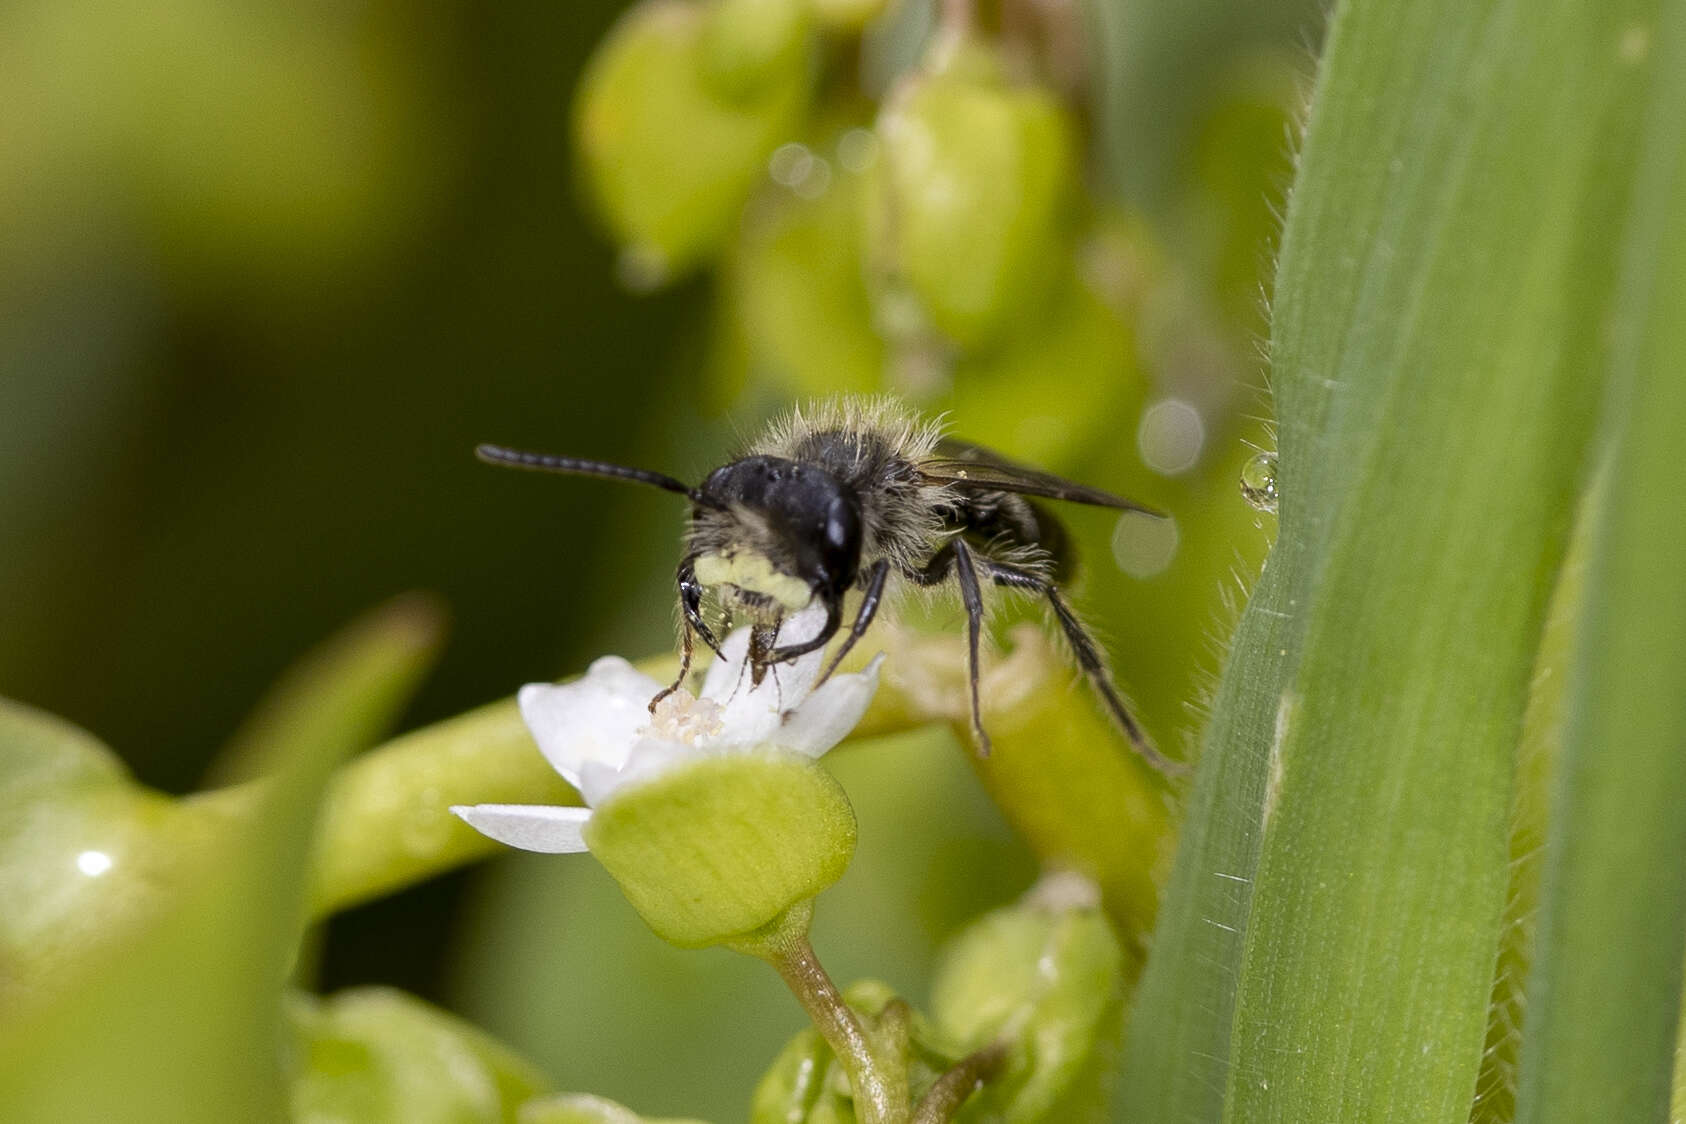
1122,0,1657,1119
1516,6,1686,1119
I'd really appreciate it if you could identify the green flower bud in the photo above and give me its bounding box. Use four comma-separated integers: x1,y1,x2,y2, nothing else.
573,0,811,289
867,45,1080,352
519,1092,708,1124
951,275,1145,467
583,751,857,948
285,988,546,1123
700,0,811,103
809,0,889,33
751,1025,839,1124
720,113,885,401
929,874,1125,1122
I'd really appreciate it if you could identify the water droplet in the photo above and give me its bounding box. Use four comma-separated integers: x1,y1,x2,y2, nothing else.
1240,452,1279,513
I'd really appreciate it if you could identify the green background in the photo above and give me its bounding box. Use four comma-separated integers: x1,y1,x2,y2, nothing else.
0,0,1313,1117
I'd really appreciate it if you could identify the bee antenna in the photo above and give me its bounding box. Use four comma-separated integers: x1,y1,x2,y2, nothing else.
475,444,723,509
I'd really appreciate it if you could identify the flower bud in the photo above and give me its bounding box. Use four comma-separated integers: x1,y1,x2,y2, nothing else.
750,1025,839,1124
573,0,811,289
723,115,885,400
583,751,857,948
929,874,1125,1121
951,277,1143,466
700,0,811,103
867,44,1080,352
809,0,889,33
519,1092,708,1124
286,988,545,1121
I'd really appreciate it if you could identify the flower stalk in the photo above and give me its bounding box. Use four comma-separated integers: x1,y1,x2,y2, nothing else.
734,909,907,1124
912,1041,1008,1124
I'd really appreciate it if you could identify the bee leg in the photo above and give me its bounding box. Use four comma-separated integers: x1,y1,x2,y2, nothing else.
978,557,1186,776
749,622,779,687
651,621,695,710
766,595,843,663
905,543,991,754
814,559,890,687
908,542,956,586
949,540,992,757
678,557,725,659
653,558,722,710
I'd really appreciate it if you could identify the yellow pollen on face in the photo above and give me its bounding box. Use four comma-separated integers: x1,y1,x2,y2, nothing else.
693,551,814,610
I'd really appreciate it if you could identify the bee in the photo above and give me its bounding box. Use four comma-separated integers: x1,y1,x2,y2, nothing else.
479,398,1177,773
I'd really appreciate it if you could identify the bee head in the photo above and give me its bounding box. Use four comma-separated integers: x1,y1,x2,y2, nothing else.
688,456,861,615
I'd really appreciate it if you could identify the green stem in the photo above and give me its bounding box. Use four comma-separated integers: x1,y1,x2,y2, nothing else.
912,1041,1008,1124
305,647,928,918
749,919,907,1124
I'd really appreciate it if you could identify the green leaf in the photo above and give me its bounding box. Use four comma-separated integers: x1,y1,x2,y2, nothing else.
0,597,443,1122
1471,489,1593,1122
1121,0,1656,1118
0,696,275,1027
1515,8,1686,1120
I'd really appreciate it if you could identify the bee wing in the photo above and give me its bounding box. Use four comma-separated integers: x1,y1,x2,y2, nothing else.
920,439,1164,515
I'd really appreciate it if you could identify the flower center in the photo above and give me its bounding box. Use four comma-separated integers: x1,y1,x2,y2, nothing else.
643,690,726,746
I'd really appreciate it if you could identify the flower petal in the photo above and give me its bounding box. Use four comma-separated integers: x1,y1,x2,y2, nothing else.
773,653,884,757
701,604,832,747
450,803,592,853
591,736,698,803
518,657,665,787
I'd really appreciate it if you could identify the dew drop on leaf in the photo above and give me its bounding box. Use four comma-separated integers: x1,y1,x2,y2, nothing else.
1240,452,1279,513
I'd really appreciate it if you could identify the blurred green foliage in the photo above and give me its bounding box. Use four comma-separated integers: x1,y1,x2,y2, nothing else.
286,988,550,1123
0,0,1313,1118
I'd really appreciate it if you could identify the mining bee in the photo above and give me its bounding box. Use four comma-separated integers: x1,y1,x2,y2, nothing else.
480,398,1177,773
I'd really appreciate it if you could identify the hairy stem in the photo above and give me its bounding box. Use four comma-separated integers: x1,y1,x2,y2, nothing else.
913,1041,1009,1123
756,925,906,1124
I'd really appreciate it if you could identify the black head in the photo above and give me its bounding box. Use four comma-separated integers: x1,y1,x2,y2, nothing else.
688,456,862,607
473,441,859,621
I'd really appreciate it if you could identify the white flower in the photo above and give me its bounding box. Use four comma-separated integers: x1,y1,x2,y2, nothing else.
450,603,882,855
